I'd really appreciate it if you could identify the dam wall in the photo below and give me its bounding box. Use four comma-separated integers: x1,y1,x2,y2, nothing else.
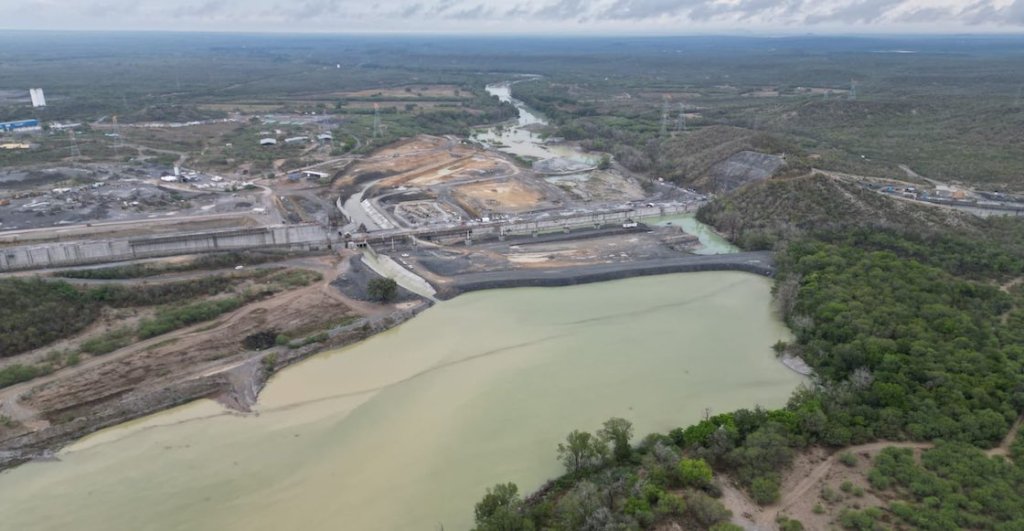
0,224,334,271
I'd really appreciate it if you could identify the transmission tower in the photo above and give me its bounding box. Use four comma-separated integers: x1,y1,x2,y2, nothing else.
372,103,383,138
849,80,858,101
659,96,670,137
111,115,125,155
674,103,687,134
68,129,81,160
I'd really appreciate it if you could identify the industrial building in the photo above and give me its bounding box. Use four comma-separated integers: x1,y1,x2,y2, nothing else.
260,138,277,146
0,119,41,133
29,88,46,108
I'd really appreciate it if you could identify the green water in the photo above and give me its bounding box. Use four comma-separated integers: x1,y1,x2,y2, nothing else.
0,272,800,531
653,214,740,255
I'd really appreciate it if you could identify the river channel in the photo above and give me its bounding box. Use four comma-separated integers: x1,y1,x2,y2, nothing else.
0,272,801,531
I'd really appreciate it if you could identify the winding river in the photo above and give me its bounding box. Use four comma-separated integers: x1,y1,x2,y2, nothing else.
0,272,801,530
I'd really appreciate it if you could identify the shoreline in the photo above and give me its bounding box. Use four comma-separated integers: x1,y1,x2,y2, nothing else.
0,302,430,472
1,253,779,473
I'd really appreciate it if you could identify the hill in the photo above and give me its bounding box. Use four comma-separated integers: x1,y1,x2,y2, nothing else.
696,173,978,249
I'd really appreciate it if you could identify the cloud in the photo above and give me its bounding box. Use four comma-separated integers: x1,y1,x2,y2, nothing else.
804,0,906,24
6,0,1024,32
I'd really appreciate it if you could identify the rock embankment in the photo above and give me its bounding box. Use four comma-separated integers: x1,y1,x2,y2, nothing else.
437,251,774,299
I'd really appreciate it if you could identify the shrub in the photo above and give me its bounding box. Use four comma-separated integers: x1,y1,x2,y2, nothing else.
839,452,858,467
367,277,398,302
750,476,780,505
686,490,731,527
0,364,52,389
677,458,713,488
138,298,243,339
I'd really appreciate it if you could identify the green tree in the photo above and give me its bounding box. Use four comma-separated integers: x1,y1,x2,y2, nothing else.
677,458,713,488
598,417,634,463
557,430,608,474
473,483,533,531
367,277,398,302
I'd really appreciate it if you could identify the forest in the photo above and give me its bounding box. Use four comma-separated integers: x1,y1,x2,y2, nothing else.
474,208,1024,529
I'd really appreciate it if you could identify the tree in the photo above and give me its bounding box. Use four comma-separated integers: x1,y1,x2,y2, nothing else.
367,277,398,302
597,154,611,170
473,483,533,531
677,458,713,488
598,417,634,463
557,430,608,474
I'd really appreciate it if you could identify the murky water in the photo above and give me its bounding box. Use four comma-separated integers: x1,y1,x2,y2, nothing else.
0,272,800,531
653,214,741,255
474,83,594,163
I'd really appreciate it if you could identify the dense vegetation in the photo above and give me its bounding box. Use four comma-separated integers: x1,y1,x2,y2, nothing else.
857,442,1024,529
0,278,100,357
695,174,978,249
474,209,1024,528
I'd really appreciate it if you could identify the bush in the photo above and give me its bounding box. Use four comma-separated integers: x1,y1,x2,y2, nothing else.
79,327,134,355
367,277,398,302
261,353,278,374
686,490,731,527
677,458,713,488
750,476,780,505
839,452,858,467
0,364,52,389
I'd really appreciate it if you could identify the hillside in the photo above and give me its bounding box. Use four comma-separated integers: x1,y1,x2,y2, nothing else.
696,173,978,249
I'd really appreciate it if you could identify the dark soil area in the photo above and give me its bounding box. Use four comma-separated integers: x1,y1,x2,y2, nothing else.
331,255,421,303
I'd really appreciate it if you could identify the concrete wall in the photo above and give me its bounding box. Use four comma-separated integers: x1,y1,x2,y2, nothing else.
0,224,334,271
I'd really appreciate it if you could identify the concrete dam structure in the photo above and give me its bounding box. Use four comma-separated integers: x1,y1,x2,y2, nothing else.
0,224,334,271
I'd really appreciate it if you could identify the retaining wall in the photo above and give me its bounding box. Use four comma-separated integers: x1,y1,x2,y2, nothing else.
0,224,334,271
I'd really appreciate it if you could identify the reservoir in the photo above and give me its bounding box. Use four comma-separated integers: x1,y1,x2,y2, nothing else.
0,272,802,531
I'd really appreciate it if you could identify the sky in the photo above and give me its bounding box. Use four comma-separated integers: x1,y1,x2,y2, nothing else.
2,0,1024,34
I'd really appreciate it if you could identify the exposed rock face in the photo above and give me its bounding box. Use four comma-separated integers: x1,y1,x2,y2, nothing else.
707,151,784,192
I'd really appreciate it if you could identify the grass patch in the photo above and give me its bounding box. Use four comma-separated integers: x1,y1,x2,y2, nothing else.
79,327,135,355
55,252,298,280
0,364,53,389
137,298,244,339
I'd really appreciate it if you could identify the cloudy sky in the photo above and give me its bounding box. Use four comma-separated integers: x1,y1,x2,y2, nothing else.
3,0,1024,34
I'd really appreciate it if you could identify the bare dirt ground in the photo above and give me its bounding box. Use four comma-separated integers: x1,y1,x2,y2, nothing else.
452,179,545,212
0,252,402,450
545,170,646,202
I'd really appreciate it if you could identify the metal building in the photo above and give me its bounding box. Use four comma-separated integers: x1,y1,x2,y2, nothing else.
29,88,46,108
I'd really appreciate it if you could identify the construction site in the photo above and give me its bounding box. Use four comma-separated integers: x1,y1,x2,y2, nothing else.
0,117,739,472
